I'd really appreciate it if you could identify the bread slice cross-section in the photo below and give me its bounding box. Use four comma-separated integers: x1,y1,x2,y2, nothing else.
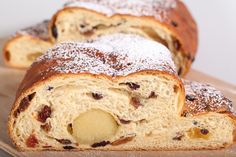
3,20,52,68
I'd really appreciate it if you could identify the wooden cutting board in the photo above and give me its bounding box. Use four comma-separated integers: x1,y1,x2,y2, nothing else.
0,37,236,157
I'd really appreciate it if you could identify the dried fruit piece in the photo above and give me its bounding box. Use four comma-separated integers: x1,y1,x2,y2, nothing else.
193,121,198,125
178,68,182,76
148,91,158,98
119,118,131,124
81,30,94,36
130,97,143,109
72,109,118,144
187,127,210,139
47,86,54,91
173,85,179,93
92,93,103,100
56,139,72,145
111,135,135,146
91,141,110,148
182,111,191,117
51,24,58,39
120,82,140,90
171,21,178,27
200,129,209,135
63,146,76,150
42,145,52,148
186,95,196,101
41,123,51,132
173,39,181,51
26,134,38,148
172,132,184,141
14,92,36,117
67,123,73,134
186,54,192,61
37,105,52,123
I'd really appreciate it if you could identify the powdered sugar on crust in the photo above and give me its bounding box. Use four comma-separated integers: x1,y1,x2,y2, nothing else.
16,20,49,41
36,34,176,76
64,0,176,21
183,80,234,116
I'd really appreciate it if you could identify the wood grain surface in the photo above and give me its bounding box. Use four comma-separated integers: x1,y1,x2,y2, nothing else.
0,37,235,157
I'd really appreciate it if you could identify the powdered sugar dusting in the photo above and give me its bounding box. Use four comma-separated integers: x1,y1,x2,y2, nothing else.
36,33,176,76
183,80,234,116
64,0,176,21
16,20,49,41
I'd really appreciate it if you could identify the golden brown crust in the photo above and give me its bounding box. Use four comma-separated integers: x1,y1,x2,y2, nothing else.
2,20,52,69
49,0,198,76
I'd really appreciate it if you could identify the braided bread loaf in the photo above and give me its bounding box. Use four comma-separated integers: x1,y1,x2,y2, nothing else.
49,0,198,76
3,0,197,76
3,20,52,68
8,34,235,151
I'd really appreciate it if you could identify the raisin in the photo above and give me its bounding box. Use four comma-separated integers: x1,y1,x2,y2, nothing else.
173,85,179,93
91,141,110,148
186,95,196,101
14,92,36,118
26,134,38,148
111,136,135,146
193,121,198,125
37,105,52,123
173,39,181,51
42,145,52,148
82,30,94,36
200,129,209,135
47,86,54,91
80,24,86,28
67,123,73,134
56,139,72,145
171,21,178,27
186,54,192,60
120,82,140,90
5,51,10,61
182,111,190,117
187,127,210,139
63,146,76,150
51,24,58,39
119,118,131,124
139,119,148,124
41,123,51,132
172,132,184,141
130,97,143,109
148,91,158,98
92,93,103,100
178,68,182,76
28,93,36,101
